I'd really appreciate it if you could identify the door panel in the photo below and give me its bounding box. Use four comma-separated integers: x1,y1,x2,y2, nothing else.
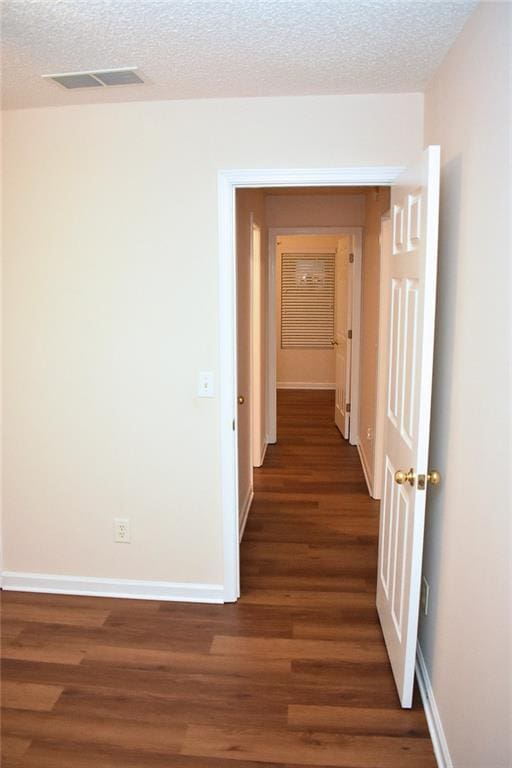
376,146,440,708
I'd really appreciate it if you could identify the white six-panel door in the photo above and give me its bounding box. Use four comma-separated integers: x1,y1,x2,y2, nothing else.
334,236,353,438
376,146,441,708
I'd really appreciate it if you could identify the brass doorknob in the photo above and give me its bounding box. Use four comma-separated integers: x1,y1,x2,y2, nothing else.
395,468,416,487
238,395,245,405
427,470,441,486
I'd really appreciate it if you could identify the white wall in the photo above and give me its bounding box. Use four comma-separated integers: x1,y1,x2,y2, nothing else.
420,4,511,766
2,93,423,590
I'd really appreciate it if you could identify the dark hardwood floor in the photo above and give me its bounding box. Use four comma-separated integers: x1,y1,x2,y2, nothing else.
1,389,435,767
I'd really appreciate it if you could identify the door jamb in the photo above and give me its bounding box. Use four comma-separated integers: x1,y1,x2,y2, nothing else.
372,213,391,499
267,226,362,446
250,216,263,467
218,166,404,602
348,230,362,447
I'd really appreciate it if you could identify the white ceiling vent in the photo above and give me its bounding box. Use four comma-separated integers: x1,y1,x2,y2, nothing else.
94,70,144,86
43,68,144,90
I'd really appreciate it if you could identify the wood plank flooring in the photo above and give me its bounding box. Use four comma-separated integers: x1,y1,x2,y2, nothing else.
1,389,435,767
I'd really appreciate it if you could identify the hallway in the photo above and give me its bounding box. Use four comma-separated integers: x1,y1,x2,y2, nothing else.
1,390,435,767
238,388,435,765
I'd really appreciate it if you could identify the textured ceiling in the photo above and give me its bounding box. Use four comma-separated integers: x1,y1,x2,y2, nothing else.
1,0,477,110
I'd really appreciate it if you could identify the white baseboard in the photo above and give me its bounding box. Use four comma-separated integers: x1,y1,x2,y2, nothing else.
277,382,336,390
1,571,225,604
253,444,267,468
357,442,374,497
416,643,453,768
239,485,254,542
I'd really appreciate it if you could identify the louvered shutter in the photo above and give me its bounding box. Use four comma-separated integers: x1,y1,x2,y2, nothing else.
281,253,335,348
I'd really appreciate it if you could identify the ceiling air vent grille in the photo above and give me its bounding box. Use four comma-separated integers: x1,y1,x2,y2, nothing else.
43,68,144,90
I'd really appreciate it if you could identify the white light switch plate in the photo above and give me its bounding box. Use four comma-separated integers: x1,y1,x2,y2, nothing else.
197,371,215,398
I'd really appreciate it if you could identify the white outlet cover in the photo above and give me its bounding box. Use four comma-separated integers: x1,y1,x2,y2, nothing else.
114,517,130,543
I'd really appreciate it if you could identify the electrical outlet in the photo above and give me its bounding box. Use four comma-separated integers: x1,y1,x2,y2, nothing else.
420,576,430,615
114,517,130,543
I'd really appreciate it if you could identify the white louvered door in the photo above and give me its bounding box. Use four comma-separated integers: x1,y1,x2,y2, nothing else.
376,146,440,708
334,237,352,438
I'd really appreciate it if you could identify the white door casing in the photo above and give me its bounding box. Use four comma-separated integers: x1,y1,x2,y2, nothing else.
376,146,440,708
334,236,353,438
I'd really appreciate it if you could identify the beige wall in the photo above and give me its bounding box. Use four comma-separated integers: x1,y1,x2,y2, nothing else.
420,4,511,766
266,193,365,229
358,187,390,491
236,189,266,521
2,93,423,586
276,235,339,387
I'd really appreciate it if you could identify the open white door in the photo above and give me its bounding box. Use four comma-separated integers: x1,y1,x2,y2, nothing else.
376,146,440,708
334,236,353,438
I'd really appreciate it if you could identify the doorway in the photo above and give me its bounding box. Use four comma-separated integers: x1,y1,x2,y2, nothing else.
219,166,403,602
227,150,440,712
266,226,363,449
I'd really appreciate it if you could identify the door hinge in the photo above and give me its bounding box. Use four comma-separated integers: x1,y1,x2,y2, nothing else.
349,253,354,263
348,329,353,340
346,403,351,413
232,419,235,431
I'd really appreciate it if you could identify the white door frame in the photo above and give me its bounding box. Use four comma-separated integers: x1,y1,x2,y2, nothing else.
373,213,392,499
250,216,263,467
218,166,404,601
267,226,362,446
